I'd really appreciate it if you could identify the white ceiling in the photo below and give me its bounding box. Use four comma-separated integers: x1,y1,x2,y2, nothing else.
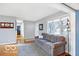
0,3,62,21
65,3,79,10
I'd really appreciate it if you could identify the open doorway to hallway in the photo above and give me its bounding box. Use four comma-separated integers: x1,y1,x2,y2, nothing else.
16,20,24,43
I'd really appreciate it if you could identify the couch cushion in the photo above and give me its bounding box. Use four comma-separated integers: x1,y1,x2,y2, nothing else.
43,41,53,55
42,33,57,43
56,36,65,42
42,33,51,42
49,35,57,43
42,33,48,40
56,36,60,42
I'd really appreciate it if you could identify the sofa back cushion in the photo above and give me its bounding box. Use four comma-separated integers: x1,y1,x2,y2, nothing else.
42,33,48,40
56,36,66,42
42,33,66,43
49,35,57,43
56,36,60,42
42,33,57,43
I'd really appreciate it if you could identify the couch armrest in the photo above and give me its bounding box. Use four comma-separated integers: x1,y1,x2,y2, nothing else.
53,42,65,49
52,42,65,56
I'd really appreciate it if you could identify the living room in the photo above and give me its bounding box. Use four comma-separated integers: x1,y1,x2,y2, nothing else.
0,3,76,56
16,3,74,56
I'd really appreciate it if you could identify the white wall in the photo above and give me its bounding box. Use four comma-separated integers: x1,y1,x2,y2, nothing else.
0,15,16,44
35,19,47,36
24,21,35,39
69,12,75,56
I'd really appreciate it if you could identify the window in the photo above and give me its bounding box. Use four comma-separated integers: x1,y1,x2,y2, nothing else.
47,16,68,36
47,19,61,35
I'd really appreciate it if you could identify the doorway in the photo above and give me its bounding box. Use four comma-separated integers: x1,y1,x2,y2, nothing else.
17,26,21,35
16,20,24,43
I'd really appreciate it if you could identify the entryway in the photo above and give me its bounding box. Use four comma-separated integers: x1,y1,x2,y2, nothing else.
16,20,24,43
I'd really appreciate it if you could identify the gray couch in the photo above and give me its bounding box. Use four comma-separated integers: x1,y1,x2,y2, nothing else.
35,33,66,56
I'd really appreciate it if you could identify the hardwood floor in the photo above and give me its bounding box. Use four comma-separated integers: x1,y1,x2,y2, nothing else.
0,45,18,56
24,39,34,44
